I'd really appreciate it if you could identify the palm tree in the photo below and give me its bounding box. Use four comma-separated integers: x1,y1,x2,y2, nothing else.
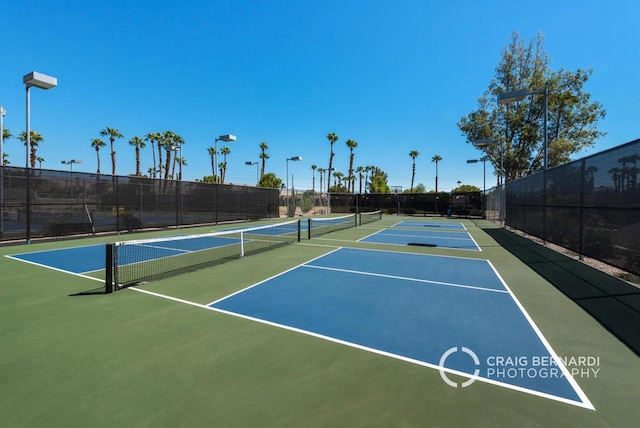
356,166,365,193
332,171,344,190
432,155,442,193
220,146,231,183
345,139,358,193
409,150,419,192
91,138,106,174
311,164,317,192
259,142,269,179
207,146,217,181
128,136,146,176
326,132,339,191
3,128,12,166
36,156,45,169
145,132,161,178
156,133,165,178
176,157,187,180
100,127,124,175
317,167,325,194
169,133,184,180
218,162,227,184
17,130,44,168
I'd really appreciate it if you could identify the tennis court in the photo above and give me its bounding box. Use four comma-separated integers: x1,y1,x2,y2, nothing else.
1,214,639,427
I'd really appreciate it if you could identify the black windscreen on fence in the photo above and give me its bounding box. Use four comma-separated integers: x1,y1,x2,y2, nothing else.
0,167,280,242
505,138,640,276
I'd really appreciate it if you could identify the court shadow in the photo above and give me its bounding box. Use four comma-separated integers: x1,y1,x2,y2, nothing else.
483,227,640,357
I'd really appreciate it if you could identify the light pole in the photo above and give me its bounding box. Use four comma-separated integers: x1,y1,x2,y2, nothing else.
286,156,302,217
498,87,549,239
467,156,489,216
214,134,236,182
61,160,82,199
24,71,57,244
497,87,548,170
473,138,504,224
61,159,82,171
245,161,258,185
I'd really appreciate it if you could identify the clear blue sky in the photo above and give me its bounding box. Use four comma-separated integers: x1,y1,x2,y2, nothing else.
1,0,638,192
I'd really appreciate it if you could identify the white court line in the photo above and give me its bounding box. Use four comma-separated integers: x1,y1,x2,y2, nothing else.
128,259,594,410
302,264,508,294
4,254,104,283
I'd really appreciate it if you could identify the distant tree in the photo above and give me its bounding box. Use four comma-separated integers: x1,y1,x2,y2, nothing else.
409,150,419,192
220,146,231,183
432,155,442,193
311,164,317,192
128,136,146,176
100,127,124,175
17,130,44,168
345,139,358,192
145,132,162,178
356,166,365,193
90,138,106,174
326,132,339,191
207,146,217,182
454,184,481,192
1,128,10,164
176,157,187,180
258,172,282,189
369,167,390,193
36,156,45,169
259,142,269,179
317,167,325,193
458,32,606,181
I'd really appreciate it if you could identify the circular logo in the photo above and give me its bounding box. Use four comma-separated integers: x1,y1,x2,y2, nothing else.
439,347,480,388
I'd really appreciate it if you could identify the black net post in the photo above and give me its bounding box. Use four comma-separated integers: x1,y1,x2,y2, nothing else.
105,243,114,294
297,219,301,242
307,218,311,240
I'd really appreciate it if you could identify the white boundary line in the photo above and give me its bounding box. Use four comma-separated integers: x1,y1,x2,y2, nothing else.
302,264,508,294
129,260,594,410
4,254,104,283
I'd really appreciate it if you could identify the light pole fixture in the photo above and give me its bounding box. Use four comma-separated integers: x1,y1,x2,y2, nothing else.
24,72,57,168
286,156,302,216
24,71,57,244
245,161,258,184
61,159,82,171
497,87,548,170
214,134,236,182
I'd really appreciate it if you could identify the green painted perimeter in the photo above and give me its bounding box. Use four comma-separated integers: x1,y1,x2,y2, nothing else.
1,217,639,427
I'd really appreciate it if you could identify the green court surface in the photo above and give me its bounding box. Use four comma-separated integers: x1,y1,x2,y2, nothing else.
1,216,639,427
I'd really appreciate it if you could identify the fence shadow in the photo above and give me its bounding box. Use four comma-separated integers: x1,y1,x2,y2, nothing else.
483,227,640,357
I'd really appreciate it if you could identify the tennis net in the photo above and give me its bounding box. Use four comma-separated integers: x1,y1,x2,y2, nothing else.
307,214,357,239
105,220,300,291
359,210,382,225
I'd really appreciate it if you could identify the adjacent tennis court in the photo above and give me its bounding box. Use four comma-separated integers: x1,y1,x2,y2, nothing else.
358,228,481,251
2,214,638,427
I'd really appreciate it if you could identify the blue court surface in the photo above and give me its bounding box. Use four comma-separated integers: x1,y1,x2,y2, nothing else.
391,220,467,230
209,247,591,408
359,228,481,251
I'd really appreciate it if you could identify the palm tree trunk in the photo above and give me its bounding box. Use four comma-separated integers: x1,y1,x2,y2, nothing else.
135,147,141,176
96,148,101,174
151,141,156,178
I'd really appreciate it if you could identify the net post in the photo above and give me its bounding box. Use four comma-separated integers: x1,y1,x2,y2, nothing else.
105,243,113,294
240,230,245,257
307,218,311,240
297,219,301,242
355,212,359,227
